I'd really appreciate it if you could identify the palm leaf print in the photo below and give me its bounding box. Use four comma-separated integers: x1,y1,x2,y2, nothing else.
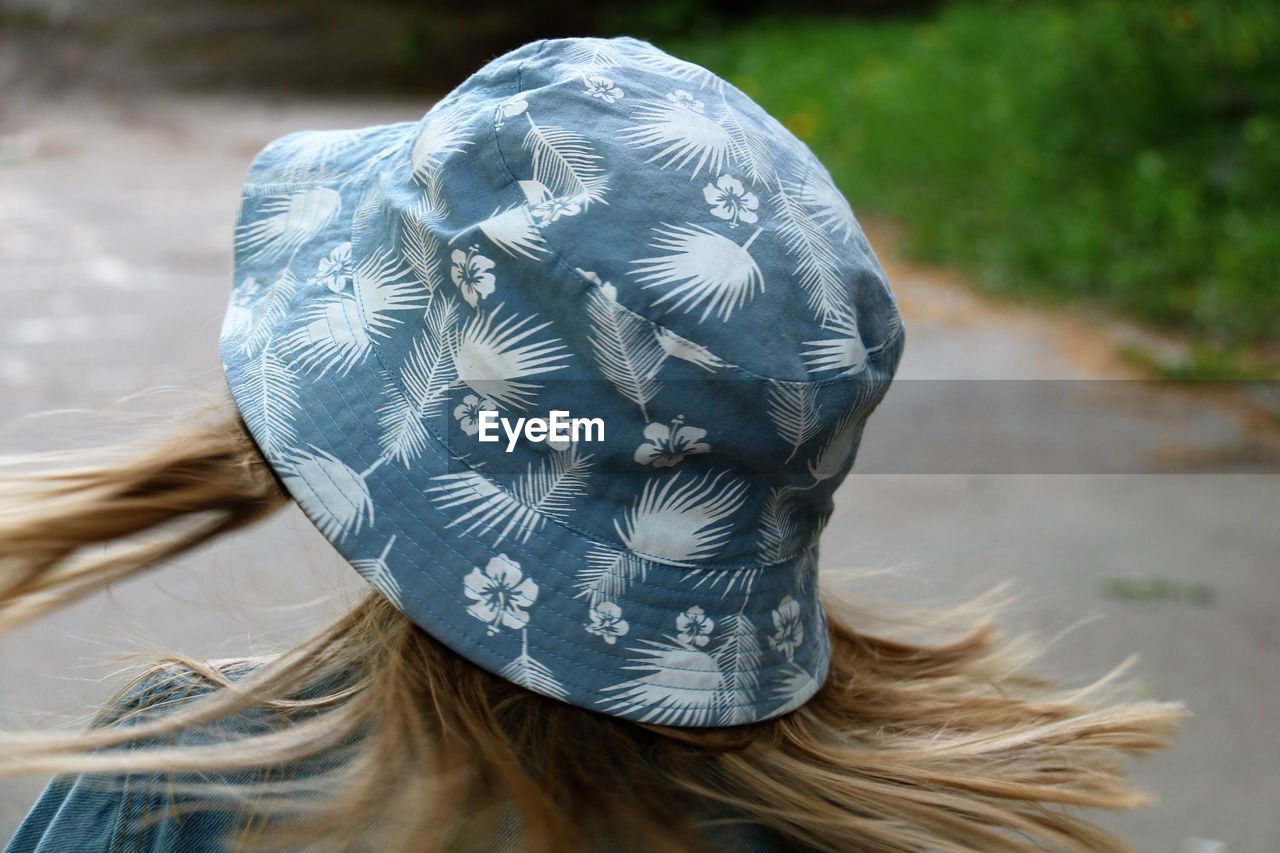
411,103,472,184
586,283,664,420
236,340,299,459
804,310,902,377
757,486,802,564
350,536,403,609
282,293,370,377
350,181,387,249
802,308,871,377
577,544,648,608
770,662,819,717
766,381,822,463
427,446,592,545
376,295,459,465
501,629,569,701
475,203,547,260
806,406,863,483
236,188,342,264
565,39,624,70
401,201,444,296
284,248,429,377
616,470,748,565
631,223,764,323
772,176,848,326
653,326,730,372
511,444,594,523
799,167,859,243
522,115,608,206
718,97,778,187
793,545,819,595
629,51,725,92
279,446,374,542
426,471,543,545
601,640,726,726
415,168,450,226
454,306,570,410
224,270,297,358
252,130,353,183
620,100,733,179
350,247,432,331
684,562,759,597
713,610,763,725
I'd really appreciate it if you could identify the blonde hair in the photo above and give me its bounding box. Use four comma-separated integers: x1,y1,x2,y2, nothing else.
0,404,1184,852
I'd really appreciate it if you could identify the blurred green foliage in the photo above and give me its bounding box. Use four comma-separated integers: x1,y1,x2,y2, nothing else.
674,0,1280,351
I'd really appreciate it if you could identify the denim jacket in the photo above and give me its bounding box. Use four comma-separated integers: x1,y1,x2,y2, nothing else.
5,668,804,852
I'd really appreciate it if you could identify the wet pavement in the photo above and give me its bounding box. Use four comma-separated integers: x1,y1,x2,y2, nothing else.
1,94,1276,850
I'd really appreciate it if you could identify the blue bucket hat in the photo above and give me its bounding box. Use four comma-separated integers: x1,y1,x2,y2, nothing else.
219,36,903,727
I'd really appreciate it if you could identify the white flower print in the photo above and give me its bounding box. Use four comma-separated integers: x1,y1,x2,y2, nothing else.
667,89,705,113
633,415,710,468
453,393,498,436
529,195,583,227
582,74,623,103
309,242,353,292
449,245,496,308
768,595,804,661
676,605,715,648
586,601,630,644
464,554,539,635
703,174,759,227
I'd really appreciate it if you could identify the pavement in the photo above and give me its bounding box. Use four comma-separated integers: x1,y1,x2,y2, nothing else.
0,93,1277,851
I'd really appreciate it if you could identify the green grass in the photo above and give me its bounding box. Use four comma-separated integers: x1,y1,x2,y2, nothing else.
670,0,1280,358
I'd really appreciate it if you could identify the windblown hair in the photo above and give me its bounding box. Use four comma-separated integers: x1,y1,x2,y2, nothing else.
0,405,1183,852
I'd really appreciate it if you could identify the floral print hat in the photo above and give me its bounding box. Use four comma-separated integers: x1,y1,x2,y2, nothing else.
220,36,904,727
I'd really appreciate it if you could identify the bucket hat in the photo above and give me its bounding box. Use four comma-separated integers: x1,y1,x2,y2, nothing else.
219,36,904,727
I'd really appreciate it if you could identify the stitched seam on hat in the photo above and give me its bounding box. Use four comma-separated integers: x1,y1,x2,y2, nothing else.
282,378,827,701
494,45,899,389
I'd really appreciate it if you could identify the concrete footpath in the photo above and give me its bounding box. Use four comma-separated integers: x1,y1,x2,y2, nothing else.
1,94,1276,850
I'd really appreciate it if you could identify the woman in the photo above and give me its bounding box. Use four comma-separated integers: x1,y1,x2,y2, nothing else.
3,36,1180,852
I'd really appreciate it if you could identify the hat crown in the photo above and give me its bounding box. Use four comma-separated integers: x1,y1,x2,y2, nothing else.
222,36,903,726
383,36,899,566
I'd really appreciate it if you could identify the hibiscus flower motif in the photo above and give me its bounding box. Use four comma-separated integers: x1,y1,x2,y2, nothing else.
449,245,496,307
582,75,623,103
768,595,804,661
703,174,759,227
676,605,715,648
309,241,353,292
463,554,538,635
453,393,498,436
529,196,583,227
666,89,705,113
633,415,710,468
586,601,630,644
